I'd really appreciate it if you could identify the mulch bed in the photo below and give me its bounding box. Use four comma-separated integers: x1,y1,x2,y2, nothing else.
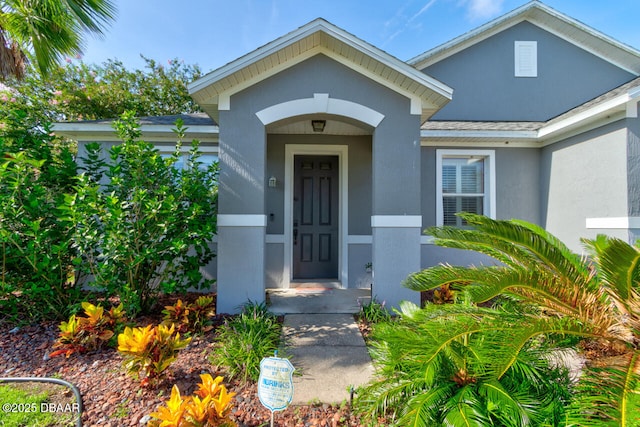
0,294,367,426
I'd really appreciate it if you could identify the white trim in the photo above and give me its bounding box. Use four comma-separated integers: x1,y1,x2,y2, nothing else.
347,235,372,244
421,235,436,245
284,144,349,288
436,149,496,226
586,217,640,229
266,234,285,244
218,214,267,227
370,215,422,228
256,93,385,127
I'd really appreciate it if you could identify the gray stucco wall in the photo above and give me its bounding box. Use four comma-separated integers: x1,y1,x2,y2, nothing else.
541,120,629,251
420,146,541,230
419,145,541,270
219,53,421,308
422,21,635,121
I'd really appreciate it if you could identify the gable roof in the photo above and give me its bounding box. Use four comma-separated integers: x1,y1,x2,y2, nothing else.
188,18,453,123
422,76,640,145
409,1,640,75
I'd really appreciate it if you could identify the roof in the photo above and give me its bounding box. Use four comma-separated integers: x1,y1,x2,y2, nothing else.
409,1,640,75
422,76,640,145
188,18,453,123
52,112,218,143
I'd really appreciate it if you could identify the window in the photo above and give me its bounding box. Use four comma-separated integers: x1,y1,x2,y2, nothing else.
436,150,496,226
515,41,537,77
160,151,218,170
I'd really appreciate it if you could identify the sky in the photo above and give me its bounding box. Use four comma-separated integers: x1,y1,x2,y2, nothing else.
78,0,640,74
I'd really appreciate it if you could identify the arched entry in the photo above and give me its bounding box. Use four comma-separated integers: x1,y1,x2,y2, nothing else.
257,94,382,288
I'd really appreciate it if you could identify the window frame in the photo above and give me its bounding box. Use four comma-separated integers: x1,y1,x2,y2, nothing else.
436,149,496,226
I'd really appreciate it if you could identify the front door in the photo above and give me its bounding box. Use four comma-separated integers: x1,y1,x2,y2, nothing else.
293,155,339,279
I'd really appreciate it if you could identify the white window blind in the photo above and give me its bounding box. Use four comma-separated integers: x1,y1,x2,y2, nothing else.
442,158,485,226
515,41,537,77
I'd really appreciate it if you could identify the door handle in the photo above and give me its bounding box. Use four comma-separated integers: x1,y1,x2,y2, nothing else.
293,228,298,245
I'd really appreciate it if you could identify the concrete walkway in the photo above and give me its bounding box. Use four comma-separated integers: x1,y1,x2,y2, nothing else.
266,286,375,404
283,313,374,404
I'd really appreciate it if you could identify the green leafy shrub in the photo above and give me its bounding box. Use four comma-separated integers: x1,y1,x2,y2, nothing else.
117,323,191,388
162,296,216,334
355,301,572,426
50,302,126,357
210,302,282,383
0,109,83,322
357,297,391,324
66,112,218,315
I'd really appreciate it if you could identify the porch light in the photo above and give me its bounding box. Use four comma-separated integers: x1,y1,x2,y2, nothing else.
311,120,326,132
268,176,277,188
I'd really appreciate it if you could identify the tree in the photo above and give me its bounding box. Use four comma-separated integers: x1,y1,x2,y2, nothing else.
0,0,116,80
0,56,202,126
396,214,640,426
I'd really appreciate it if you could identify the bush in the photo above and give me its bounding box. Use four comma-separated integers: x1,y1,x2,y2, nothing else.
117,323,191,388
162,296,216,334
50,302,126,358
357,297,391,324
210,302,282,383
0,109,83,322
148,374,237,427
67,112,218,316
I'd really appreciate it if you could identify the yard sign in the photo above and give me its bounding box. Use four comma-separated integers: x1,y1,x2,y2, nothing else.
258,354,295,413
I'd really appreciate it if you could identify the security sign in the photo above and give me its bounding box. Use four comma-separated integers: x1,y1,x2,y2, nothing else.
258,355,295,412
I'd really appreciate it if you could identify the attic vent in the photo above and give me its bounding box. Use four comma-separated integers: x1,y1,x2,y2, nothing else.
515,41,537,77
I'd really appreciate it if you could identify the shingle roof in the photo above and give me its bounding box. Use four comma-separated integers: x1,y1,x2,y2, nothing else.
422,76,640,134
71,112,217,126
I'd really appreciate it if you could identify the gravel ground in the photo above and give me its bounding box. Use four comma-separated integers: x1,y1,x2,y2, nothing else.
0,295,370,427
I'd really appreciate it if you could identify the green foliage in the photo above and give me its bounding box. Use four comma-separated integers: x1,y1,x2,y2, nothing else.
0,108,83,322
0,0,117,79
396,213,640,426
210,301,282,383
117,323,191,388
66,112,218,315
50,301,126,357
357,297,391,324
161,296,216,334
1,55,201,126
354,301,572,426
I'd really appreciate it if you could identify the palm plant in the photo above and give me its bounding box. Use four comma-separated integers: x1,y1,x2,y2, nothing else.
0,0,116,79
393,213,640,426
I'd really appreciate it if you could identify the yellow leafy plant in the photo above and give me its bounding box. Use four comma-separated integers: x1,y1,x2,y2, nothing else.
50,302,126,358
162,296,215,334
118,323,191,387
148,374,237,427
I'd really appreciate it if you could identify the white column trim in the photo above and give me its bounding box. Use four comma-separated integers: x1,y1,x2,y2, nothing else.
586,216,640,229
347,235,373,244
371,215,422,228
218,214,267,227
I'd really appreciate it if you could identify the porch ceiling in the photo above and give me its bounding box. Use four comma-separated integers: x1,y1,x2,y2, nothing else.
188,19,452,124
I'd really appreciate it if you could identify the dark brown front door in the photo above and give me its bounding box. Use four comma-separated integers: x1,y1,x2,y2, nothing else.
293,155,339,279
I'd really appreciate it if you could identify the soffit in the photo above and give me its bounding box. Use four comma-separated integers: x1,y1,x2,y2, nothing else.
409,1,640,75
189,19,452,123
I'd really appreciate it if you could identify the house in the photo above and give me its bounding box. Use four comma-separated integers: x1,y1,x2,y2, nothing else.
54,1,640,313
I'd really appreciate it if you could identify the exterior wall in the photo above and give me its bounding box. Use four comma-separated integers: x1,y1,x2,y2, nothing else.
420,145,541,268
628,116,640,244
422,21,635,121
541,120,629,252
264,134,372,289
218,53,421,310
